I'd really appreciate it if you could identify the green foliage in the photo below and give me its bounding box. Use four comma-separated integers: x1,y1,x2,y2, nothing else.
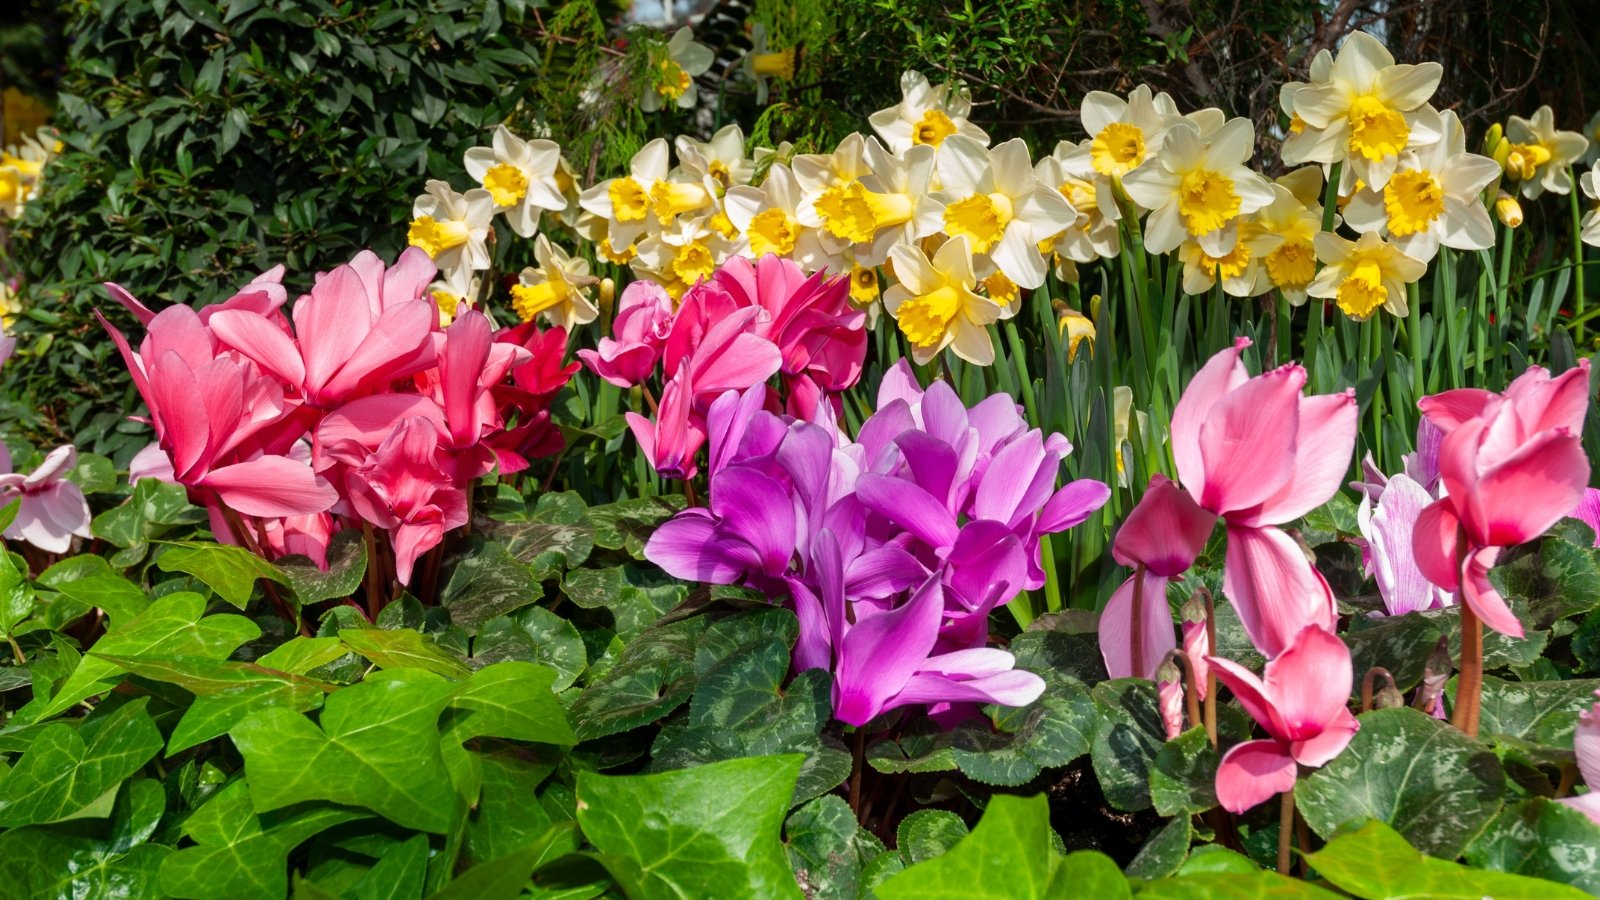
1305,819,1590,900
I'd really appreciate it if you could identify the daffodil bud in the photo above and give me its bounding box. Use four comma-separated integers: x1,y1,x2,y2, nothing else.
600,277,616,317
1056,307,1096,362
1482,122,1505,161
1495,191,1523,228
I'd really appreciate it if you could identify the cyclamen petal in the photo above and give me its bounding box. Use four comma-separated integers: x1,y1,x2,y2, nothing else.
1215,740,1298,814
1097,570,1176,681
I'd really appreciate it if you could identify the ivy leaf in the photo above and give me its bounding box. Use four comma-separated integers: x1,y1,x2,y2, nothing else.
155,542,289,609
1089,679,1166,811
257,636,350,675
1305,818,1589,900
427,822,580,899
0,826,170,899
38,554,149,626
1296,707,1505,858
340,627,471,679
1463,797,1600,892
92,478,205,550
27,593,259,721
576,755,804,899
464,749,561,865
230,670,459,832
559,563,688,641
877,794,1068,899
160,780,368,900
445,661,576,746
1137,870,1337,898
784,795,888,900
0,698,163,827
275,530,367,606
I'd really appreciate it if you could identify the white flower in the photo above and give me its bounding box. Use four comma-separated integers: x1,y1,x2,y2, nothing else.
1254,168,1332,305
884,236,998,365
1342,110,1499,261
1177,219,1281,298
408,180,494,274
633,213,737,299
919,135,1076,289
742,23,795,105
677,124,757,192
794,132,874,254
1584,111,1600,167
725,163,837,271
1070,85,1178,180
1505,106,1590,199
868,71,989,153
512,236,597,329
1581,168,1600,249
428,266,479,327
641,27,714,112
827,138,937,267
578,139,672,250
463,125,568,238
1122,118,1274,255
1281,31,1444,191
1035,147,1120,266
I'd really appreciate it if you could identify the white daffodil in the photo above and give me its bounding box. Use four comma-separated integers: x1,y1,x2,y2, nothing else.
428,267,479,327
1112,385,1147,488
579,138,672,250
1255,168,1331,305
1122,118,1274,255
1584,111,1600,166
408,180,494,274
1342,110,1499,261
918,135,1076,289
512,235,598,329
642,27,714,113
1067,85,1177,181
824,139,937,267
725,163,835,270
794,132,873,249
884,236,998,365
1581,168,1600,248
1036,148,1120,269
463,125,568,238
1281,31,1444,191
1307,230,1427,321
1504,106,1590,199
869,71,989,153
677,124,757,193
742,23,795,105
1177,219,1281,298
633,213,736,300
1277,48,1334,144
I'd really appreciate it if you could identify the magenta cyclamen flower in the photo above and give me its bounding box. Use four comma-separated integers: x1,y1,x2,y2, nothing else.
646,362,1109,727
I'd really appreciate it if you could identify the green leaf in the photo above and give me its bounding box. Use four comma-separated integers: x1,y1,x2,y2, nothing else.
340,627,471,679
1125,815,1191,878
38,555,149,626
257,636,350,675
160,780,368,900
877,794,1065,899
440,539,544,635
895,809,968,865
576,755,804,899
1463,797,1600,892
1471,674,1600,748
1493,520,1600,625
276,530,367,606
588,496,686,557
784,795,887,900
1136,870,1338,898
427,822,579,899
1305,819,1589,900
0,826,171,899
465,748,560,864
1296,707,1505,858
949,631,1097,786
489,491,594,580
559,563,688,641
1149,727,1219,816
446,661,576,746
350,833,428,900
867,718,959,775
0,698,163,826
0,548,34,636
27,593,259,721
1343,610,1446,692
472,606,587,691
156,542,290,609
231,670,459,832
569,617,706,741
1090,679,1166,811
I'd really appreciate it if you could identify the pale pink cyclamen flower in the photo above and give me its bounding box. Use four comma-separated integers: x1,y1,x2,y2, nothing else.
1165,338,1357,658
0,445,92,554
1209,625,1359,814
1413,362,1592,637
1567,488,1600,548
1559,690,1600,825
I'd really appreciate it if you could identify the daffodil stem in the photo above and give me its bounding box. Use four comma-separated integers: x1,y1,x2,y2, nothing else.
1004,320,1039,425
1407,282,1423,405
1570,166,1587,344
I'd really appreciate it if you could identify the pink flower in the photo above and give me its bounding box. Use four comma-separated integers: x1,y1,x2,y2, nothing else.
1559,690,1600,825
1170,338,1356,658
207,248,439,409
578,281,673,388
489,322,579,473
1412,362,1592,637
0,446,92,554
1208,625,1359,814
343,417,468,584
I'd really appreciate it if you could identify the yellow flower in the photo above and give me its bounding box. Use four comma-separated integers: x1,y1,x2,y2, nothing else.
1307,230,1426,321
578,139,672,251
642,28,714,113
868,71,990,153
1494,191,1523,229
1504,106,1591,199
927,136,1076,289
849,265,881,305
1057,306,1095,361
725,163,833,269
742,24,794,104
462,125,569,238
883,236,998,364
408,180,494,273
512,236,598,329
1078,85,1176,179
1122,119,1274,255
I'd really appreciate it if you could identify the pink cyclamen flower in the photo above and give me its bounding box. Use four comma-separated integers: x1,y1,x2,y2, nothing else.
1171,338,1356,658
1559,690,1600,825
342,417,468,584
0,445,92,554
1413,362,1591,637
1100,474,1216,679
577,280,674,388
1208,625,1359,814
1571,488,1600,548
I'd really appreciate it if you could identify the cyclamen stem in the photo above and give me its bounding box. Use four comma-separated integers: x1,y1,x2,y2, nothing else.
1130,563,1147,679
849,728,867,824
1453,603,1484,738
1277,789,1296,875
1360,667,1395,713
1201,585,1218,748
